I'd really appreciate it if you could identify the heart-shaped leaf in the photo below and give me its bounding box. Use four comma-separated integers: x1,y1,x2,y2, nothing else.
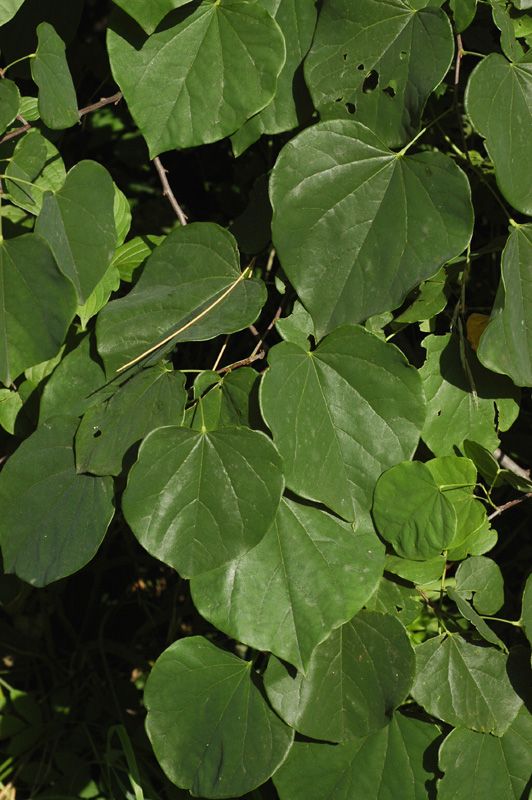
144,636,293,798
35,160,117,303
270,120,473,337
260,325,425,523
478,224,532,387
264,610,415,741
465,53,532,215
304,0,454,147
0,416,114,586
96,223,266,375
0,234,76,386
122,425,284,577
31,22,79,129
411,634,522,735
191,499,385,671
273,712,440,800
107,0,285,155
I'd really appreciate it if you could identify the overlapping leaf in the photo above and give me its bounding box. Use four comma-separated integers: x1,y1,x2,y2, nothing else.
0,234,76,386
411,634,522,735
478,225,532,387
107,0,285,155
191,499,385,671
465,53,532,214
274,712,440,800
96,223,265,375
270,120,473,336
4,130,66,214
264,611,415,741
260,325,425,522
122,425,284,577
304,0,454,147
0,416,114,586
111,0,193,33
30,22,79,129
455,556,504,615
144,637,293,798
35,160,117,303
0,79,20,134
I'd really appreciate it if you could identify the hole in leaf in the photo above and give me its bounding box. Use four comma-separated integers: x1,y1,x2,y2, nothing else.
357,63,364,71
335,97,342,102
93,429,102,438
343,53,348,61
362,70,379,93
383,85,396,98
345,102,356,114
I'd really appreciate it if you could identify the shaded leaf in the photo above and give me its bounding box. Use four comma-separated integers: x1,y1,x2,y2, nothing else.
260,325,425,523
264,611,415,741
447,588,507,650
411,634,522,735
455,556,505,615
4,129,66,214
0,416,114,586
113,185,131,246
270,120,473,337
274,712,440,800
107,0,285,156
31,22,79,129
111,0,193,34
0,388,23,434
35,160,117,303
465,53,532,214
304,0,454,147
385,554,446,584
373,461,457,560
0,79,20,134
437,708,532,800
521,574,532,649
0,234,76,386
77,264,121,330
191,499,385,671
478,224,532,387
76,366,186,476
450,0,477,31
185,368,258,431
395,267,449,324
365,575,422,626
276,301,314,349
110,234,163,283
96,223,265,375
144,636,293,798
122,425,284,577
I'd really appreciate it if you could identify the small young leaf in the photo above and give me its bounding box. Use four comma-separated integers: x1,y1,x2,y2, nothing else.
0,416,114,586
0,78,20,134
35,160,117,303
264,611,415,741
31,22,79,129
274,712,440,800
122,426,284,577
191,499,385,672
276,301,314,350
455,556,505,615
144,637,294,798
411,634,522,735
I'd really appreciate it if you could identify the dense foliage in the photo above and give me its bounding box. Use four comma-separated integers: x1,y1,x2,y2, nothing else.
0,0,531,798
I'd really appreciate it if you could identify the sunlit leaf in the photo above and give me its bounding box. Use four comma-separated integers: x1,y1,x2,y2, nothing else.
31,22,79,129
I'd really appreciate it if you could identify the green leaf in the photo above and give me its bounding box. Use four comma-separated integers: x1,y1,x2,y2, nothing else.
365,575,422,625
450,0,477,32
304,0,454,147
491,2,526,61
276,301,314,350
0,234,76,386
273,712,440,800
75,366,186,476
77,264,121,330
231,0,317,154
144,636,293,798
395,267,449,324
107,0,286,156
373,461,457,560
260,325,425,523
4,129,66,214
264,611,415,741
190,499,385,672
0,0,25,26
122,425,284,577
111,0,193,34
39,334,108,422
31,22,79,129
110,234,163,283
411,634,522,735
437,708,532,800
0,388,23,434
0,79,20,135
96,223,265,376
478,225,532,387
113,185,131,247
419,333,518,456
270,120,473,337
465,54,532,215
0,416,114,586
455,556,504,615
35,160,117,303
447,588,507,650
521,573,532,648
185,368,258,431
385,554,446,584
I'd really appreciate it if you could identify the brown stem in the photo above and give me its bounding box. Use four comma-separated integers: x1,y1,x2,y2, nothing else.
218,350,265,374
152,155,188,226
454,33,464,86
489,493,532,520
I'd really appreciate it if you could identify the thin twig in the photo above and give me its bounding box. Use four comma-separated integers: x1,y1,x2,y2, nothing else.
488,493,532,520
212,335,229,371
250,306,282,359
117,265,253,372
0,91,123,145
152,155,187,226
218,350,265,374
454,33,464,86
